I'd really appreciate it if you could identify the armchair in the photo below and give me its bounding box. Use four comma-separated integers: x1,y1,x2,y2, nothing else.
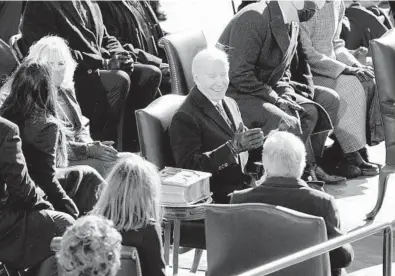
367,28,395,220
158,29,207,95
135,94,205,274
205,203,331,276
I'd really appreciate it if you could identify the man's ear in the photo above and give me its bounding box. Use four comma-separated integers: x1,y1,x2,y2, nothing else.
193,74,200,86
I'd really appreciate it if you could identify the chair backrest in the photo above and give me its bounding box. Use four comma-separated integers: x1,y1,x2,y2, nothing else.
158,30,207,95
50,237,142,276
135,94,186,169
370,28,395,166
0,38,18,87
205,203,331,276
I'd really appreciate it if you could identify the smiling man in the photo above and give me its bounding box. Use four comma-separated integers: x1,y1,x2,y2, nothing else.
169,47,264,203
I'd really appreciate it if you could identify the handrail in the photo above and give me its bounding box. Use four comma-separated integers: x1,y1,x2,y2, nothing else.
237,220,393,276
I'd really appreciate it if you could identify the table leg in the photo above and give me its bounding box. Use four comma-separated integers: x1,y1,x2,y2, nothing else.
164,221,171,265
173,219,181,276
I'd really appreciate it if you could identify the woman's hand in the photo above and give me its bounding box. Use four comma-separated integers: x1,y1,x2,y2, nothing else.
87,141,118,162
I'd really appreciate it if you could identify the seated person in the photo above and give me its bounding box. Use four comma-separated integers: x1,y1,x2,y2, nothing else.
218,0,335,181
0,61,106,218
170,47,264,203
20,0,162,151
91,154,166,276
26,36,132,177
231,131,354,276
299,0,380,177
341,1,391,52
0,116,74,274
57,215,122,276
98,0,171,94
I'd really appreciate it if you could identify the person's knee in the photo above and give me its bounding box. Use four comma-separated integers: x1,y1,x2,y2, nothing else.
302,104,319,128
142,65,162,86
330,244,354,269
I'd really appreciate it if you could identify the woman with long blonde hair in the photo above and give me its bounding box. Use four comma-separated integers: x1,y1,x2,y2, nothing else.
26,35,131,177
91,154,166,276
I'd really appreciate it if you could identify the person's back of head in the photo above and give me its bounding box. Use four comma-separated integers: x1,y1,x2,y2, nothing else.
57,215,122,276
91,153,162,232
262,131,306,179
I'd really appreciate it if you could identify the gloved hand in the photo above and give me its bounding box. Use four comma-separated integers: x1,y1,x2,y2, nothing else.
229,123,264,154
87,141,118,162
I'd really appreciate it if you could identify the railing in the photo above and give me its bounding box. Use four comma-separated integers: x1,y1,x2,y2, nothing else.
237,221,393,276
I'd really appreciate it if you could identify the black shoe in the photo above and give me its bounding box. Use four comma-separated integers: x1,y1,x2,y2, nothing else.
359,147,383,168
344,151,379,176
331,161,362,179
315,165,347,185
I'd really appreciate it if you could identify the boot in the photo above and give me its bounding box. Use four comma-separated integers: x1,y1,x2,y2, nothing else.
344,151,379,176
359,147,382,168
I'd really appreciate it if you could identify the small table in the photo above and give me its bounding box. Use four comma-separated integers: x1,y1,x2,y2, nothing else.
163,197,212,275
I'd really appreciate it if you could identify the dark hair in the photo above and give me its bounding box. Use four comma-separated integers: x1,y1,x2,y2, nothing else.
0,61,57,129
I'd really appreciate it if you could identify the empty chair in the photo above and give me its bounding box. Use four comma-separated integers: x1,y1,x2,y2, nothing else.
367,28,395,220
205,203,330,276
158,29,207,95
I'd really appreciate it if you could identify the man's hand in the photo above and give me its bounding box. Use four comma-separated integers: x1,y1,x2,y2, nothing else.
87,141,118,162
278,113,300,131
343,65,374,81
229,123,264,153
277,98,304,112
107,53,134,71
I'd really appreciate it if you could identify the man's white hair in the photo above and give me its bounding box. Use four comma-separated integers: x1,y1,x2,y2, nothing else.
262,131,306,179
191,46,229,78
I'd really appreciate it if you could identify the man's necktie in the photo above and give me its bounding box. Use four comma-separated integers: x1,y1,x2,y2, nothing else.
216,102,234,131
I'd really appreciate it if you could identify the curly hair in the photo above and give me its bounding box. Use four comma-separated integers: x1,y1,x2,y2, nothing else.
57,215,122,276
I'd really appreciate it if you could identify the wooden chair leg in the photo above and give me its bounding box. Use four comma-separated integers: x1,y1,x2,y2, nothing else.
366,165,395,220
172,219,181,276
190,249,204,273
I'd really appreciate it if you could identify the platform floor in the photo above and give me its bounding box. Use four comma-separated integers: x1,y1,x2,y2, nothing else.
158,1,395,274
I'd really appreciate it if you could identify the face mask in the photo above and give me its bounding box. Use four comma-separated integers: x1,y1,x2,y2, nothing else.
297,1,318,22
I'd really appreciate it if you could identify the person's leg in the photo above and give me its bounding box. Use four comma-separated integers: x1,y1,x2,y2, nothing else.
98,70,131,151
32,210,75,276
123,64,162,152
56,166,107,215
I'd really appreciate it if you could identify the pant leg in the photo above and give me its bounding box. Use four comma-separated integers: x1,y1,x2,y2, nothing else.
56,166,106,215
31,210,74,276
311,85,341,158
98,70,131,151
123,63,162,151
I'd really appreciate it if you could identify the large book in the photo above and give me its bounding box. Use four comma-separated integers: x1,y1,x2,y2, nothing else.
160,167,211,206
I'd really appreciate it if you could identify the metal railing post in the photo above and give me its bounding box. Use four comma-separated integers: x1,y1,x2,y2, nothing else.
383,226,393,276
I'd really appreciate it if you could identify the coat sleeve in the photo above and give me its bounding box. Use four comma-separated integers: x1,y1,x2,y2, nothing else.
299,18,347,79
28,122,78,217
226,11,279,104
333,2,360,67
170,111,237,174
0,121,43,209
20,1,103,70
325,196,354,268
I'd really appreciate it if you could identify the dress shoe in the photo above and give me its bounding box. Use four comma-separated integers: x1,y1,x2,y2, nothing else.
331,162,362,179
315,165,347,185
344,151,379,176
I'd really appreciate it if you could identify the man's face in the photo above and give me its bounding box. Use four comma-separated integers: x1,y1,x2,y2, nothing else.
195,59,229,103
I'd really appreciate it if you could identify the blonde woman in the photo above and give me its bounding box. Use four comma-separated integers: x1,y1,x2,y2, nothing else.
26,35,131,177
57,215,122,276
91,154,166,276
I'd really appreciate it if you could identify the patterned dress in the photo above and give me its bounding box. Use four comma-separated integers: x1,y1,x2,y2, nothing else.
299,0,374,153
